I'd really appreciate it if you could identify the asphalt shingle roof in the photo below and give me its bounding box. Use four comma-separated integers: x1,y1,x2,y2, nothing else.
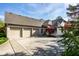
5,12,45,27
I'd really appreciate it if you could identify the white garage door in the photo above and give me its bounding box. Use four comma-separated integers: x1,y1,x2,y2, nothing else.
23,28,31,38
9,27,20,38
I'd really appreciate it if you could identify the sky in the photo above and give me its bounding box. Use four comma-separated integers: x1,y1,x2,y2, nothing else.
0,3,74,21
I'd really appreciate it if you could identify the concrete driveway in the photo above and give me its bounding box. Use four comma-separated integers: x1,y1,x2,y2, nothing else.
16,37,64,56
0,40,14,56
0,37,64,56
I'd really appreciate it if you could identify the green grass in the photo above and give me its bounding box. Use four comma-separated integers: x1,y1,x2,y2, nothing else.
0,37,8,45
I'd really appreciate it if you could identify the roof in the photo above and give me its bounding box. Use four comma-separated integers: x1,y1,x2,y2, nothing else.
42,20,50,27
42,18,66,28
5,12,45,27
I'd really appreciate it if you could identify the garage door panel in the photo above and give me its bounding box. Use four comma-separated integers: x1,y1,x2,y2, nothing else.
23,28,31,37
9,27,20,38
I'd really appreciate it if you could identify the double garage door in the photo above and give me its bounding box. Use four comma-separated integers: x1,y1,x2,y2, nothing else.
9,27,31,38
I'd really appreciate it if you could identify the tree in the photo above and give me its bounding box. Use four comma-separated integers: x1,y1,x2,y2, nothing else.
55,16,64,23
0,19,7,45
0,20,4,28
0,20,6,37
59,4,79,56
67,5,77,20
67,5,77,11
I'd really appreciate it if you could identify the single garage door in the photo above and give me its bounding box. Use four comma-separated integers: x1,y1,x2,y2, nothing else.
9,27,20,38
23,28,31,38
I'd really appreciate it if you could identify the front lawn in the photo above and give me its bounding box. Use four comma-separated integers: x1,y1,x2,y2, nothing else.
0,37,8,45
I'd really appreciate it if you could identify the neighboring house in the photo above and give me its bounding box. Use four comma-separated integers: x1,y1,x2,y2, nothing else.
41,18,66,36
51,18,66,36
5,12,45,39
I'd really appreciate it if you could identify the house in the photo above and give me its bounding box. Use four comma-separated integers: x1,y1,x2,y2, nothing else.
41,18,66,36
5,12,67,39
5,12,45,39
51,17,66,36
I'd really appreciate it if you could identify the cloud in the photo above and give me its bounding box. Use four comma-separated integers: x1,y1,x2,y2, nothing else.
0,15,4,20
49,8,65,19
53,8,63,14
3,3,67,20
63,17,69,21
16,4,55,19
40,5,67,20
24,3,66,20
34,5,53,15
24,4,54,15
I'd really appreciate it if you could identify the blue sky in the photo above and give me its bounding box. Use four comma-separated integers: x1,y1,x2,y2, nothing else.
0,3,69,20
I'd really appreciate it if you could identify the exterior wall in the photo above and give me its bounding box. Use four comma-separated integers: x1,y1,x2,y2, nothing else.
32,28,36,36
38,28,43,36
6,25,63,39
32,28,43,37
56,28,63,36
31,28,42,37
6,25,42,39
